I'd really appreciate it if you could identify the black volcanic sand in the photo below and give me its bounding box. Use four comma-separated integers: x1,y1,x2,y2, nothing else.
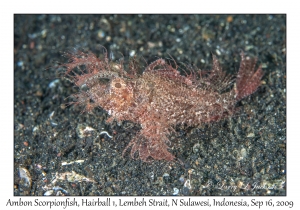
14,14,286,196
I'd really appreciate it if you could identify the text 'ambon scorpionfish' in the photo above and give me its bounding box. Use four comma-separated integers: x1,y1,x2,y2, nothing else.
61,49,263,162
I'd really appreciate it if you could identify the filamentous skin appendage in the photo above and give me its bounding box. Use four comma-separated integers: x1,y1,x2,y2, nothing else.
61,49,263,162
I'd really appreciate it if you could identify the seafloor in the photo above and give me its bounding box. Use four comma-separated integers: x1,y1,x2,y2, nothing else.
14,14,286,196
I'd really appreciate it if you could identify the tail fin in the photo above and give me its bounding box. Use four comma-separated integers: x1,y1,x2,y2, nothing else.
235,52,264,101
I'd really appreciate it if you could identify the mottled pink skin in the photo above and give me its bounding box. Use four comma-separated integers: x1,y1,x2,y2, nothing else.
61,50,263,162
